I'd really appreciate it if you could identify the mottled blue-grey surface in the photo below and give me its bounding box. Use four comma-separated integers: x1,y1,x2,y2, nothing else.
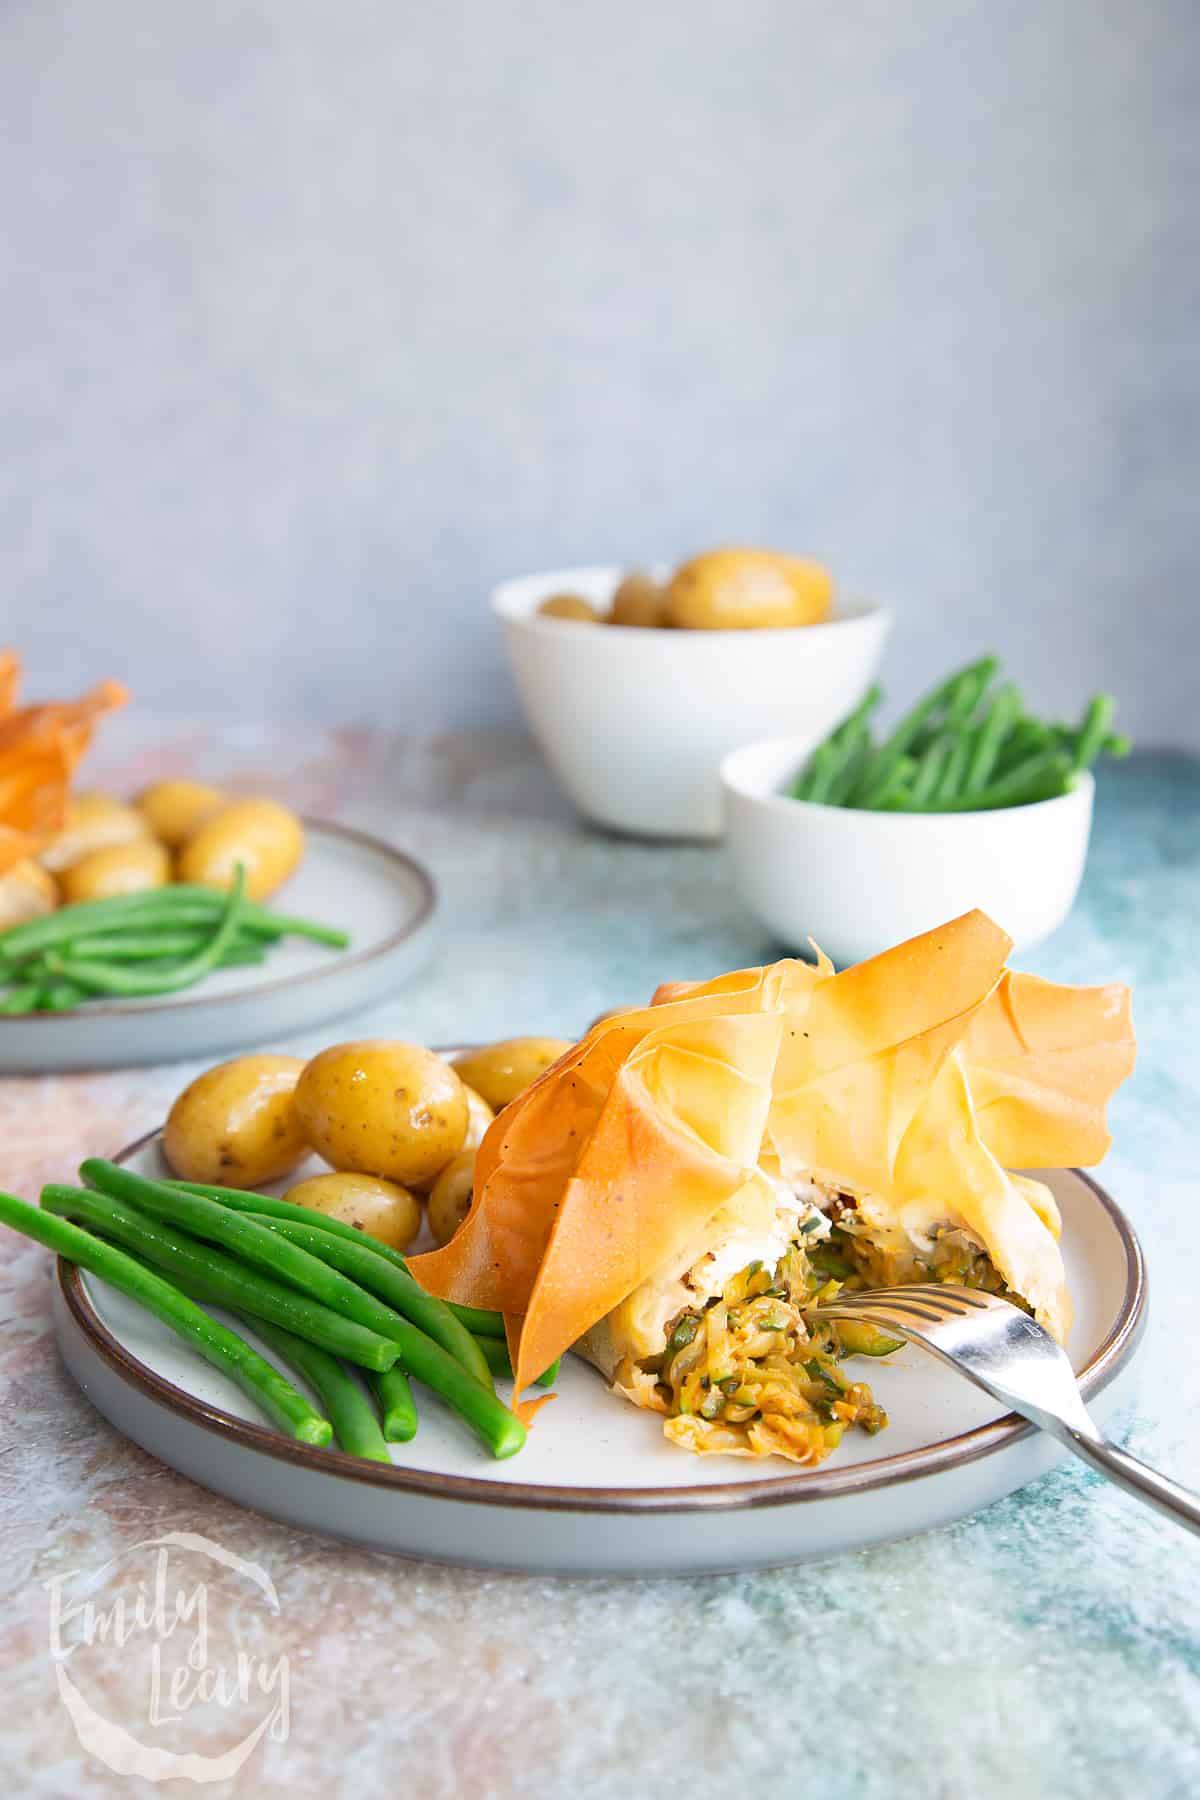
3,1,1198,745
1,736,1197,1798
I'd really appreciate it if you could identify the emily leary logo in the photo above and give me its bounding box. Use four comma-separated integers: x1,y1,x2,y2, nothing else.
45,1531,290,1783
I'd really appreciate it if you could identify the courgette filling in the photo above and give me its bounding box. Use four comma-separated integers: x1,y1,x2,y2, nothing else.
636,1200,1024,1464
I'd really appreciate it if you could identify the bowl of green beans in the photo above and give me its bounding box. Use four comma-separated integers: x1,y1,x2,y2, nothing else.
720,658,1128,964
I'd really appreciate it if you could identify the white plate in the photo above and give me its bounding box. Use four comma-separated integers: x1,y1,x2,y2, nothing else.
0,821,435,1071
52,1132,1146,1576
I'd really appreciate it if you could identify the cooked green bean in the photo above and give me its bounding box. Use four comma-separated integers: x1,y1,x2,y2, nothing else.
41,869,246,997
42,1184,399,1371
369,1366,419,1442
57,930,267,962
1072,694,1114,771
162,1178,414,1271
0,1190,331,1444
0,885,348,963
854,658,997,807
80,1159,425,1348
241,1213,494,1390
0,983,41,1014
963,683,1021,795
445,1300,507,1339
791,660,1127,814
234,1314,391,1462
474,1335,561,1389
920,747,1073,812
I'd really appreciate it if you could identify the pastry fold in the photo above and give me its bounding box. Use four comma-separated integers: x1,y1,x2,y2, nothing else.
411,911,1135,1407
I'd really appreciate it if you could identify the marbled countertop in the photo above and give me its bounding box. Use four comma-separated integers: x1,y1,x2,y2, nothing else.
1,729,1197,1798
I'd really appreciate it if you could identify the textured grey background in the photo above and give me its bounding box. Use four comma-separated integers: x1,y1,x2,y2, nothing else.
2,1,1197,743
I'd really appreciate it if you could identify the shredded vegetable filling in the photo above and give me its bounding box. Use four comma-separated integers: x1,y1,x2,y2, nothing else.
636,1200,1023,1465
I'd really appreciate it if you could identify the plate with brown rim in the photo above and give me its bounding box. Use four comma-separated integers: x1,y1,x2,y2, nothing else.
52,1125,1147,1576
0,820,436,1072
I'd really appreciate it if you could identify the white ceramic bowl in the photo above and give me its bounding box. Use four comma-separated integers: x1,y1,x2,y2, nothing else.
492,567,890,839
721,735,1094,964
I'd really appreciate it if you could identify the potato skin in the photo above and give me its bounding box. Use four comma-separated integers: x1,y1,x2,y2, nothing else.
293,1040,469,1186
0,858,58,929
40,792,152,873
176,797,304,902
59,838,170,903
164,1054,309,1188
665,549,832,630
283,1171,422,1253
137,779,226,848
538,594,601,622
411,1081,494,1193
609,571,666,628
427,1149,476,1246
451,1037,573,1112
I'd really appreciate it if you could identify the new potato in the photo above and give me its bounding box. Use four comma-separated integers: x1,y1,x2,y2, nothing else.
283,1171,422,1254
40,791,152,873
665,549,832,631
137,779,226,847
293,1040,469,1186
59,838,171,903
164,1054,309,1188
427,1149,476,1245
176,797,304,901
0,859,58,929
451,1037,572,1112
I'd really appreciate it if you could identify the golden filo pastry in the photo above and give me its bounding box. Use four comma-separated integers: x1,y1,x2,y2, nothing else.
411,913,1135,1463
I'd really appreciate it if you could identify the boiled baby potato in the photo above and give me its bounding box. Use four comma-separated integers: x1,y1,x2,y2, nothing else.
284,1171,422,1254
427,1149,476,1246
294,1040,469,1186
176,797,304,902
164,1054,309,1188
0,858,58,929
40,791,152,873
451,1037,572,1112
665,549,832,630
412,1081,493,1192
538,593,602,623
609,570,666,628
59,837,170,904
137,778,226,848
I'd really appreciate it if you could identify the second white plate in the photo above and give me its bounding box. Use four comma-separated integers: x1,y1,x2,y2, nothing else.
0,820,436,1071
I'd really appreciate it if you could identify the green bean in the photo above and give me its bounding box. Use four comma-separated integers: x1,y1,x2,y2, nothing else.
921,748,1074,812
37,980,90,1011
369,1366,419,1442
854,658,998,807
241,1213,494,1390
0,1190,331,1444
56,929,268,962
162,1178,414,1271
1071,694,1114,771
445,1300,507,1339
962,682,1021,795
42,1184,401,1370
80,1159,425,1349
0,887,348,963
792,686,881,802
0,983,41,1014
909,737,953,807
932,733,972,805
474,1335,561,1389
234,1315,390,1462
42,869,247,997
826,730,872,806
1103,731,1131,758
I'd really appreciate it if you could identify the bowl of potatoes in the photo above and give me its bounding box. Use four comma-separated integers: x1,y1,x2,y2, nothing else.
160,1034,575,1253
493,551,889,840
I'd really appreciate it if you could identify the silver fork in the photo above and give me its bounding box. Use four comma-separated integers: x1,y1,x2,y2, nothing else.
819,1284,1200,1535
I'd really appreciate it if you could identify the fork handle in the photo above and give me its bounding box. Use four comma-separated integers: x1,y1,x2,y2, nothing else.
1054,1425,1200,1537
